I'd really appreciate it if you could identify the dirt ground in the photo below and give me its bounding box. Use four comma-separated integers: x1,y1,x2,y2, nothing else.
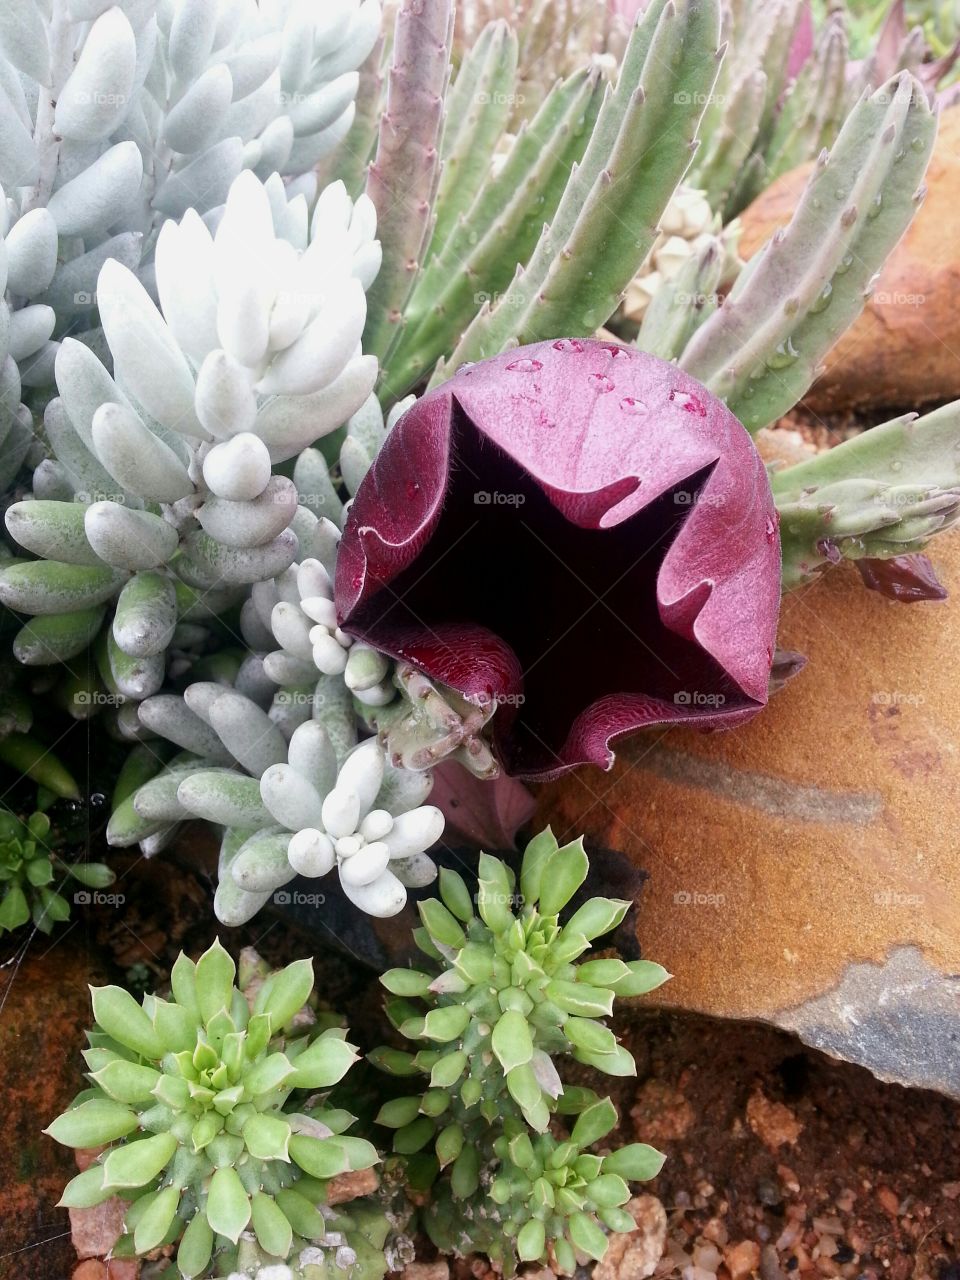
2,827,958,1280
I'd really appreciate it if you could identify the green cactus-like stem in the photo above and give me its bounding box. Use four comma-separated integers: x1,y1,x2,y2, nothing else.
691,0,804,214
691,69,768,216
363,0,455,364
431,22,519,255
773,401,960,587
759,14,849,197
680,72,936,434
382,67,604,401
441,0,722,372
635,236,725,361
317,27,386,199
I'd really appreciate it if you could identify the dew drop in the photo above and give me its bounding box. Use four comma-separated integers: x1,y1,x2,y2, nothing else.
810,281,833,313
620,397,647,414
910,135,926,152
591,373,615,393
456,361,475,374
766,336,799,370
890,460,903,474
765,512,780,543
406,480,421,500
834,252,854,276
669,389,707,416
506,357,543,373
569,338,585,353
867,191,883,220
351,573,363,591
552,340,566,351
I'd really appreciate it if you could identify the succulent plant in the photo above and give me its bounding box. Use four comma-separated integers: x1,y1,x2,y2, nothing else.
1,168,379,687
0,0,379,460
46,939,381,1276
619,185,739,328
425,1110,663,1274
687,0,956,221
371,828,668,1273
107,681,443,921
0,806,112,934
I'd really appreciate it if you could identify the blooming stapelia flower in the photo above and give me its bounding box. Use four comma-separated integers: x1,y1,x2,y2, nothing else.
336,339,781,779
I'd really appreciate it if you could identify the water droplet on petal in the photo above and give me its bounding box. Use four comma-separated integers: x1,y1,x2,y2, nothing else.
506,357,543,373
810,281,833,313
569,339,585,353
669,389,707,416
552,340,566,351
620,397,647,414
591,373,615,393
765,512,780,542
406,481,421,500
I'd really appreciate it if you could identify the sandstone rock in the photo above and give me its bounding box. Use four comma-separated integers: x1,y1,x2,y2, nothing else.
0,933,111,1279
536,530,960,1098
745,1091,803,1151
592,1195,667,1280
737,105,960,415
327,1166,380,1205
402,1263,450,1280
724,1240,761,1280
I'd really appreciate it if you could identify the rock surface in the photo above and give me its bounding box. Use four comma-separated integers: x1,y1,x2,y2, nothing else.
0,932,111,1279
536,530,960,1097
738,105,960,415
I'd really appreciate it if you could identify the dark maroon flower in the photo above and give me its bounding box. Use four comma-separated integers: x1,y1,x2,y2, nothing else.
336,339,781,779
856,553,949,603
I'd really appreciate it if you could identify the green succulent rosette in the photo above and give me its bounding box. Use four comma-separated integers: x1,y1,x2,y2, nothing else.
46,940,379,1277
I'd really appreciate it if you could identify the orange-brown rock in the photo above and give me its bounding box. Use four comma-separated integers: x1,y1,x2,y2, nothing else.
0,934,111,1278
536,531,960,1097
737,105,960,415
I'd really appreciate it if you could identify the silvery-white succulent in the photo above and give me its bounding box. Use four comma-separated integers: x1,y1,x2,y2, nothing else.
1,169,379,688
107,660,443,919
0,0,378,487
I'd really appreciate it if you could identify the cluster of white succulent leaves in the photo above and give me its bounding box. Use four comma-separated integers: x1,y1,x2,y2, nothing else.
0,0,448,919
